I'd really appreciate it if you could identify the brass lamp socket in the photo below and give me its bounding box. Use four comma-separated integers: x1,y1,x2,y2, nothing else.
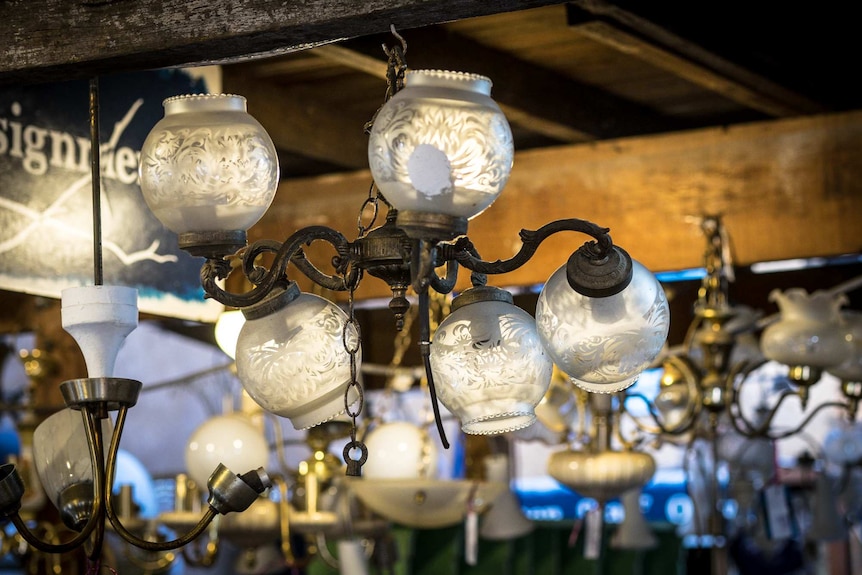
60,377,142,411
395,210,468,241
786,365,823,388
178,230,248,259
0,463,24,518
58,482,95,532
566,244,633,298
207,464,272,515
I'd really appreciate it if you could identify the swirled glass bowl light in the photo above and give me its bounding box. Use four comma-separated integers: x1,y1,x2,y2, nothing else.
235,287,360,430
536,259,670,393
368,70,513,221
429,287,553,434
139,94,279,235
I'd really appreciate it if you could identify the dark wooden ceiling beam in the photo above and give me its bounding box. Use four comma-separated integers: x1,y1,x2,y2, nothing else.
0,0,563,87
566,0,826,116
222,64,371,169
336,27,688,142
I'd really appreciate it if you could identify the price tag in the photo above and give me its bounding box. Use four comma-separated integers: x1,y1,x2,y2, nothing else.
584,506,602,559
762,484,794,540
465,509,478,565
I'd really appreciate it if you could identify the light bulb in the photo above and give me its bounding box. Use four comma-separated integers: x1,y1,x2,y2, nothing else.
536,259,669,393
234,285,360,430
363,421,438,480
185,413,270,490
214,309,246,360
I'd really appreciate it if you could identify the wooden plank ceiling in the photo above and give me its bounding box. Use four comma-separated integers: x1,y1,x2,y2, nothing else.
3,0,861,294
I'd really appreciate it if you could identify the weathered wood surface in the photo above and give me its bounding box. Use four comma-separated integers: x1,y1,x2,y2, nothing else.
252,110,862,301
0,0,561,86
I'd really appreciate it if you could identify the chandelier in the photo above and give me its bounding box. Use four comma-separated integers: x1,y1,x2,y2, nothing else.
135,33,670,471
0,31,672,565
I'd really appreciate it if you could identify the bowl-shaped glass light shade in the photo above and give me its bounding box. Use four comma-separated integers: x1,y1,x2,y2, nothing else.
139,94,279,235
363,421,439,480
185,413,270,489
827,310,862,381
547,449,656,502
32,409,112,511
761,288,852,368
536,259,670,393
368,70,513,220
235,291,360,430
429,288,553,434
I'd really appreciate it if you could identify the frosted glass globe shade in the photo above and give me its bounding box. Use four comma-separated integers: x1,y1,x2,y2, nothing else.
139,94,279,235
32,409,113,512
363,421,438,480
536,259,670,393
185,413,269,491
430,287,553,434
235,288,360,430
368,70,513,220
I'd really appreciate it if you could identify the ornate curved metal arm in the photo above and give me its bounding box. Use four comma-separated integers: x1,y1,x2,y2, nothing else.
622,354,704,437
200,226,353,308
447,218,613,275
728,361,850,440
105,406,219,551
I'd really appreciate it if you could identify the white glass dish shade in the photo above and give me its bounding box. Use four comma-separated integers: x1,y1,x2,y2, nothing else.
760,288,852,368
235,292,360,430
547,449,656,502
139,94,279,234
429,292,553,434
368,70,514,220
827,310,862,381
345,478,505,529
362,421,438,480
536,259,670,393
185,413,270,489
32,409,113,511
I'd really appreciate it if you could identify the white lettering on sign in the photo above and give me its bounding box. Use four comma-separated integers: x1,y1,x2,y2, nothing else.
0,99,143,184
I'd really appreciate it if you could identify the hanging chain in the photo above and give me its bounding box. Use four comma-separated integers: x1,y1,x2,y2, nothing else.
357,25,408,237
342,269,367,476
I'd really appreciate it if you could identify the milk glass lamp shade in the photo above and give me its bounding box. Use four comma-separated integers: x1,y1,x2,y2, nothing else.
138,94,279,235
536,259,670,393
429,286,553,434
185,413,270,489
32,409,112,514
235,286,360,430
760,288,852,369
367,70,513,221
362,421,439,479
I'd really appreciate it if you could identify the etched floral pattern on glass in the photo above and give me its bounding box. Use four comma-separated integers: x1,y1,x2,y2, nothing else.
536,259,670,393
368,70,513,219
236,293,360,430
430,298,552,434
139,94,279,234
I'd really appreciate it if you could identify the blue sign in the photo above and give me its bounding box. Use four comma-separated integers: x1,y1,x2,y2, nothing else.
0,69,223,321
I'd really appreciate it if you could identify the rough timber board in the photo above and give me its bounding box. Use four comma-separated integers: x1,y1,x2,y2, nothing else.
251,110,862,300
0,0,560,86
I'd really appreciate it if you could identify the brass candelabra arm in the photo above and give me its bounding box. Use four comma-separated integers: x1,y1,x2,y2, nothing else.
727,361,851,440
179,520,219,567
622,354,704,437
199,225,354,309
448,218,632,297
105,406,220,551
